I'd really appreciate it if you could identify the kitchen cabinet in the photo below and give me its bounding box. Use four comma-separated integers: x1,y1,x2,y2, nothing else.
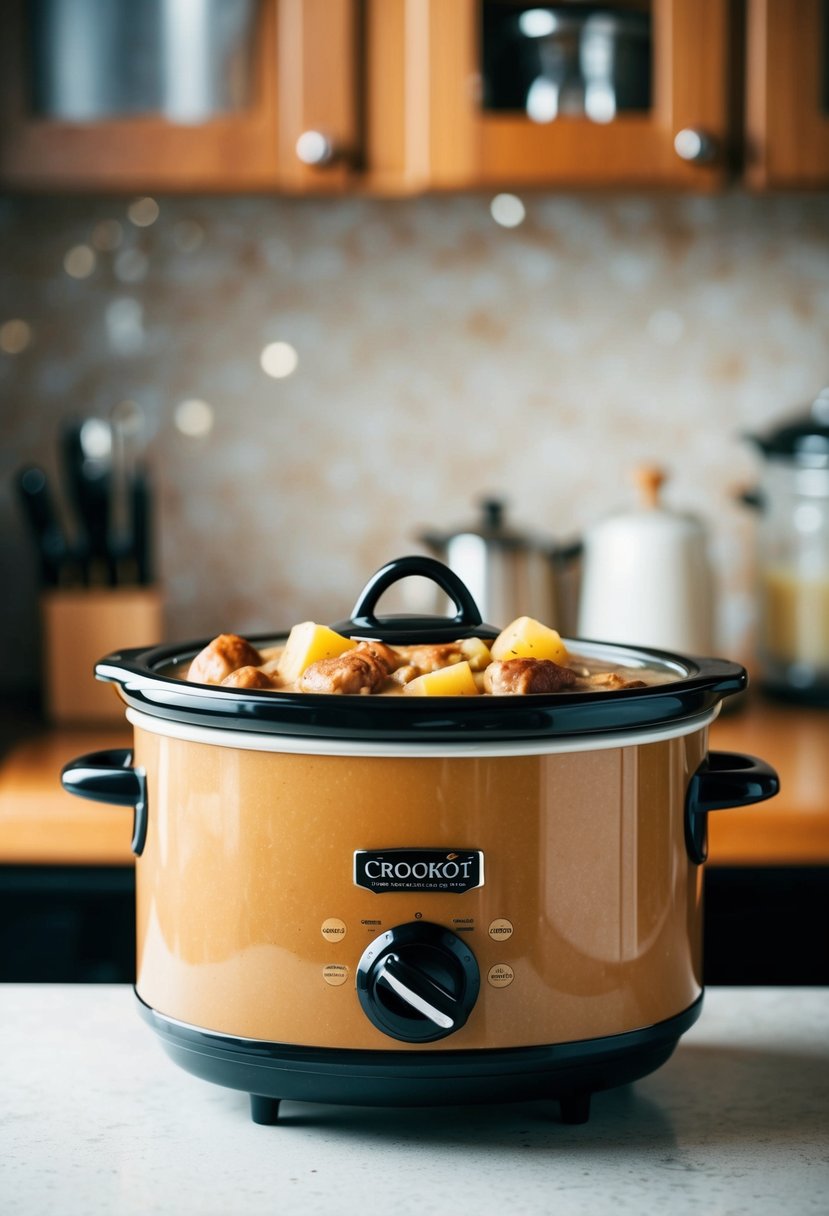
367,0,731,190
2,1,827,193
745,0,829,188
0,0,358,192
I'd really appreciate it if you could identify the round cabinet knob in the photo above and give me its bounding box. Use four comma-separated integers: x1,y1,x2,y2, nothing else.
673,128,716,164
356,922,480,1043
295,130,335,166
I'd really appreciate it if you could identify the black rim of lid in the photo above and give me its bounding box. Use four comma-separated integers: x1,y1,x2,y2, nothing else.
96,637,746,742
93,555,747,742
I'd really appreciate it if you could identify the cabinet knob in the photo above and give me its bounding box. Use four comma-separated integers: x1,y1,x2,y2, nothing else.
295,130,336,166
674,128,716,164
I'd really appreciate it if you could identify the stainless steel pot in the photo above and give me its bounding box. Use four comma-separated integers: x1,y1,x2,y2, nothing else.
419,499,581,636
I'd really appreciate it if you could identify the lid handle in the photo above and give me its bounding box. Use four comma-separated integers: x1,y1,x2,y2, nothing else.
332,555,498,643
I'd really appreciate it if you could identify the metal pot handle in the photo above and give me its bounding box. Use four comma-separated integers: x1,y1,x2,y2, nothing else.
61,748,148,856
685,751,779,865
330,555,499,644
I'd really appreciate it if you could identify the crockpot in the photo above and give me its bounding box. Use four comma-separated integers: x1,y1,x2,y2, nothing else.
62,556,779,1126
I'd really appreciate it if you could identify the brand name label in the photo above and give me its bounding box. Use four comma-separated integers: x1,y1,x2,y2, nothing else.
354,849,484,894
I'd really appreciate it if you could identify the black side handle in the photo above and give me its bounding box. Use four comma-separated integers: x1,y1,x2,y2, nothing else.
61,748,148,856
330,555,499,644
685,751,780,865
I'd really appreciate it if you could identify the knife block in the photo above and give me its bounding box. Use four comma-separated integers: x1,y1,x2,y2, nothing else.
41,587,163,725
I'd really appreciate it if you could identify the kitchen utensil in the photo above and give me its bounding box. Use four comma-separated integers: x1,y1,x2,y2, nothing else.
61,555,777,1125
483,6,650,123
60,418,115,585
578,466,715,655
109,401,153,585
419,498,580,636
745,387,829,703
14,464,71,586
129,466,153,586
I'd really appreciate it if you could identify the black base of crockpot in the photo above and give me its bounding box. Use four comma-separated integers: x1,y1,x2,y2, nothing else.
135,991,702,1125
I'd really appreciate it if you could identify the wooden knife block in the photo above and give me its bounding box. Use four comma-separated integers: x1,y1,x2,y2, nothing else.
41,587,163,725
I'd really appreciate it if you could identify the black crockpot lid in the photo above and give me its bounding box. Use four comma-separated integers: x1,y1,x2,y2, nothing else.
94,555,746,742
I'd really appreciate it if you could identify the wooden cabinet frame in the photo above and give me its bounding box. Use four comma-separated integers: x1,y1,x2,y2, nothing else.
746,0,829,188
366,0,730,191
0,0,358,192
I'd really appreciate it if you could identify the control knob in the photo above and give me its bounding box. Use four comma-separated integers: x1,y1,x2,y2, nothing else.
356,922,480,1043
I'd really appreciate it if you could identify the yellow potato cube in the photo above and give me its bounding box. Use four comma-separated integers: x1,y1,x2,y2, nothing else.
459,637,493,671
490,616,569,664
278,622,357,684
403,660,479,697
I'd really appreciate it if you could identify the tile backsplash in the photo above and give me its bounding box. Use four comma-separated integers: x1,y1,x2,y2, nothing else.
1,192,828,694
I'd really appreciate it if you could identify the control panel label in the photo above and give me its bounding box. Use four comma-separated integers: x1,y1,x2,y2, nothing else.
354,849,484,895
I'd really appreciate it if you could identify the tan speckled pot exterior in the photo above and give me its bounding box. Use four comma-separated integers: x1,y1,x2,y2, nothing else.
132,720,707,1050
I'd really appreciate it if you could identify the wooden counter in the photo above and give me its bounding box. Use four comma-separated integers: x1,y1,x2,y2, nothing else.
708,695,829,865
0,695,827,867
0,725,133,864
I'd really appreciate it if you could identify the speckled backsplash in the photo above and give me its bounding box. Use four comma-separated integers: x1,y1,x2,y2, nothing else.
1,192,828,694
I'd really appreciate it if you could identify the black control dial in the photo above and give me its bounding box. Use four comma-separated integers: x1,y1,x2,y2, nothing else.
356,921,480,1043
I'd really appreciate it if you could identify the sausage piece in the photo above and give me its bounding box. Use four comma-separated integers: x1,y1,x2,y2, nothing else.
398,643,464,673
484,658,577,695
299,643,395,695
356,640,404,672
220,666,275,690
188,634,263,685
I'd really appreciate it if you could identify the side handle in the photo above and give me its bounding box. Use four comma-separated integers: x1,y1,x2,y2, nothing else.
61,748,147,856
685,751,780,865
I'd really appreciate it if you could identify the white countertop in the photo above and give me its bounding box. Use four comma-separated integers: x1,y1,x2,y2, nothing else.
1,986,827,1216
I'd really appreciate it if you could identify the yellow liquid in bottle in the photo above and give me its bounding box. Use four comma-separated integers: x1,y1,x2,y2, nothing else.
760,566,829,666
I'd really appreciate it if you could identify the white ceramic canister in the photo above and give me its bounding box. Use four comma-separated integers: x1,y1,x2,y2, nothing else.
577,468,715,655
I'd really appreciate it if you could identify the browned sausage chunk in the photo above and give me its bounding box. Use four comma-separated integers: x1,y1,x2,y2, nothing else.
220,666,275,690
484,658,577,695
398,643,464,673
299,647,392,695
356,640,404,672
188,634,263,685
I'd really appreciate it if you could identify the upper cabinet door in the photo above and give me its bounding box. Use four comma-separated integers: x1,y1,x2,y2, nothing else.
0,0,359,192
746,0,829,188
366,0,730,191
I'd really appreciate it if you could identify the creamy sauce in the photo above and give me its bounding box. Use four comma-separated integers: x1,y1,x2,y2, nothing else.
165,641,679,695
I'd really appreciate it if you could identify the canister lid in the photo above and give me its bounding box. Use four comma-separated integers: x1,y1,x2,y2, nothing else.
747,388,829,467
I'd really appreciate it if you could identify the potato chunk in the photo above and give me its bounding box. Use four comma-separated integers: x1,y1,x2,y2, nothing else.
278,622,357,685
490,616,568,665
403,660,479,697
459,637,493,671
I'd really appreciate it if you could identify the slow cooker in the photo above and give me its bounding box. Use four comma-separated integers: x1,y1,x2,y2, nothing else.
62,556,779,1125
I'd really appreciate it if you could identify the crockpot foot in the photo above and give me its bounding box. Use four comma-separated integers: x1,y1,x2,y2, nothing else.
559,1092,591,1124
250,1095,281,1125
